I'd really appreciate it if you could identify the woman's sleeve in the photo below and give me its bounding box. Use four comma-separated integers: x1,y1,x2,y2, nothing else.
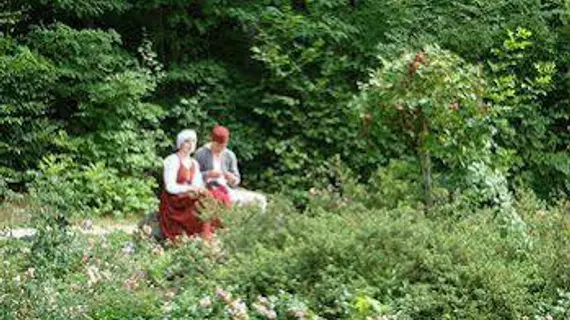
191,160,205,187
164,156,193,194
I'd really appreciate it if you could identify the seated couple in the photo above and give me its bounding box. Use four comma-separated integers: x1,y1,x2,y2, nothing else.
159,125,267,240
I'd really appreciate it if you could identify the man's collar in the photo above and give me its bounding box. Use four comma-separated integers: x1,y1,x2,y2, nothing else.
203,142,227,154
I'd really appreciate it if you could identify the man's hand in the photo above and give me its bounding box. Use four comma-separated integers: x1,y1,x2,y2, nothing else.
208,170,222,178
224,172,238,185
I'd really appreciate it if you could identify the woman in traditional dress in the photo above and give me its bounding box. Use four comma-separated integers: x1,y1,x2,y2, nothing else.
159,129,230,240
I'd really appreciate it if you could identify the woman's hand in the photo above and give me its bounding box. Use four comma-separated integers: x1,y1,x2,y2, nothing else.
187,187,208,199
197,187,209,197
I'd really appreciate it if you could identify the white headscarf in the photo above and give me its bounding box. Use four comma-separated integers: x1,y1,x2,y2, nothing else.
176,129,198,152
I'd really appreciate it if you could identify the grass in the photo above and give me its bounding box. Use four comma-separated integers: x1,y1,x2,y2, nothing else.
0,197,33,228
1,195,142,230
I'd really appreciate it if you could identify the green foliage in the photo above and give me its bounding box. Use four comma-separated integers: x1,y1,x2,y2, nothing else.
219,191,570,319
355,45,489,205
29,155,157,218
28,206,82,279
3,188,570,319
364,159,423,210
486,27,568,197
39,0,131,18
27,24,167,175
0,37,58,186
3,0,570,202
4,0,570,318
245,4,386,191
11,24,168,218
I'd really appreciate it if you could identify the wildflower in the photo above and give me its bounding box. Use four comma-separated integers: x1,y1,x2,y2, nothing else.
253,303,266,314
123,278,137,290
199,296,212,308
81,219,93,231
68,305,86,317
100,236,108,249
229,299,248,319
142,224,153,236
257,296,270,306
165,290,176,299
163,302,173,313
152,246,164,256
253,302,277,319
309,188,318,196
25,267,35,280
121,242,135,255
86,266,102,286
179,234,192,244
215,287,232,303
289,308,306,319
81,252,90,263
123,270,146,290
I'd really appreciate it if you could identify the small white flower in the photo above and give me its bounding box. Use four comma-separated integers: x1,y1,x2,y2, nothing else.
142,224,153,236
25,267,35,279
265,310,277,319
199,296,212,308
152,246,164,256
163,302,173,313
289,309,306,319
81,219,93,231
215,287,231,302
86,266,102,286
121,242,135,255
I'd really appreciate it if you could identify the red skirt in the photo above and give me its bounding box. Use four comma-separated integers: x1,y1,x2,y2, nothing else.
159,187,230,241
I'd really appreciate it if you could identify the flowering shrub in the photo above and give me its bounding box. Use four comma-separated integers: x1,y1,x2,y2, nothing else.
2,188,570,319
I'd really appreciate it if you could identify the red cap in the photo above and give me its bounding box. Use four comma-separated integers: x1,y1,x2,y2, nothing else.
211,125,230,144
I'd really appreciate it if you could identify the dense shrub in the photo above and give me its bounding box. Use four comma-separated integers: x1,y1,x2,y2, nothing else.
0,37,58,186
3,187,570,319
28,155,157,218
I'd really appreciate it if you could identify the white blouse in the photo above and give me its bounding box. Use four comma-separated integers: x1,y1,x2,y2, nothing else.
163,154,204,194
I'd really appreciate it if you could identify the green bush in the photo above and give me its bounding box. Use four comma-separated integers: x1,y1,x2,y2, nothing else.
0,37,58,186
29,155,157,218
3,188,570,319
26,24,167,176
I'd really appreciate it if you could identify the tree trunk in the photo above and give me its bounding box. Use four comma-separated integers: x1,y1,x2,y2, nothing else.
418,115,433,209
